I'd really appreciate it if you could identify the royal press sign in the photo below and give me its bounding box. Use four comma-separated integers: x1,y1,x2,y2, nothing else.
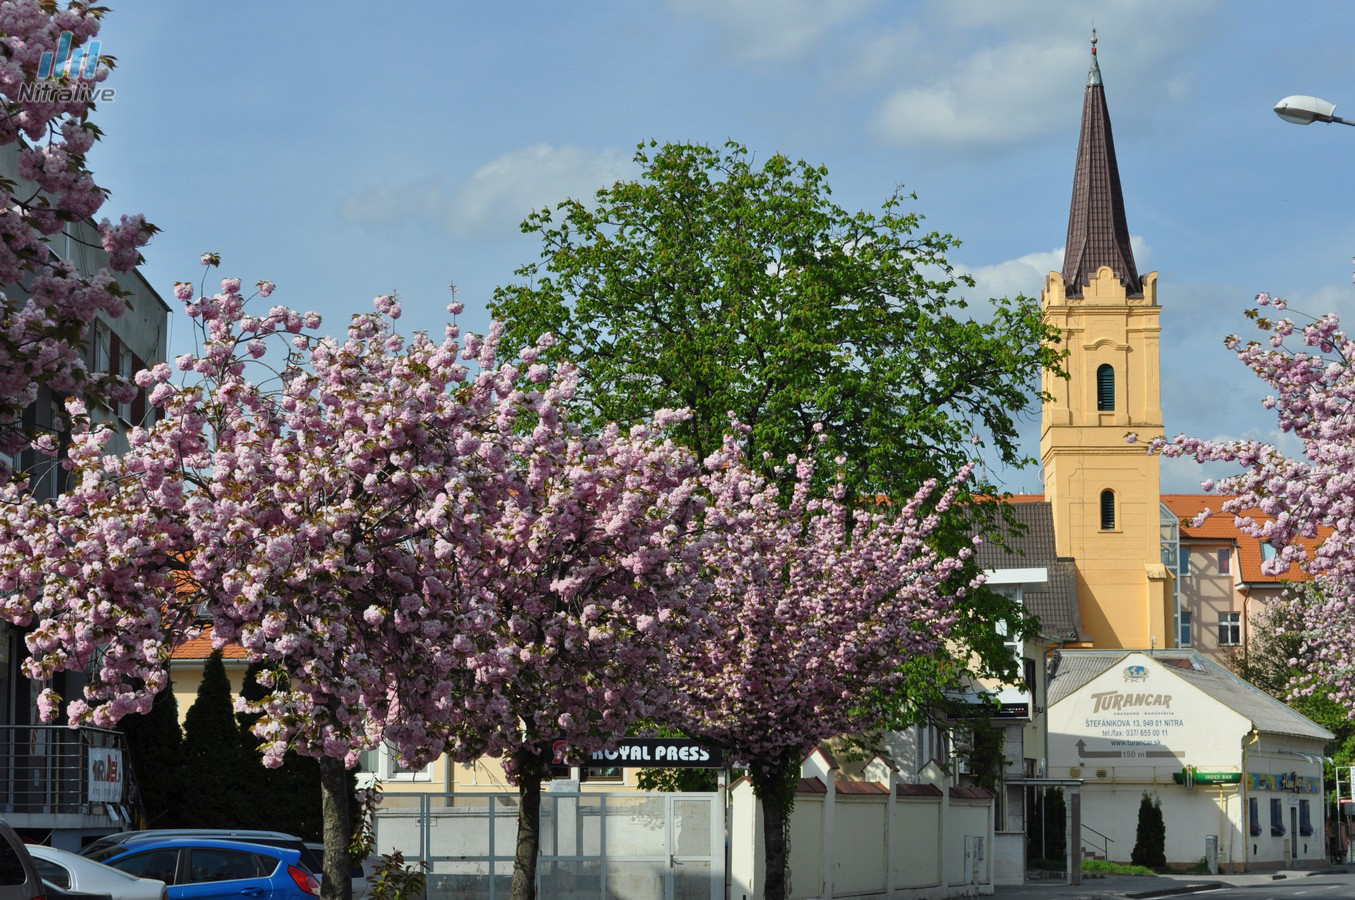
553,737,724,768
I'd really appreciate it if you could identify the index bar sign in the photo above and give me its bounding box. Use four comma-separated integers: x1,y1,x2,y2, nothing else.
555,737,724,769
1173,768,1241,787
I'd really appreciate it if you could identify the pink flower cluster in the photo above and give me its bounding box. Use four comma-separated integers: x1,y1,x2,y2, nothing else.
0,270,982,784
668,436,981,776
0,276,711,778
0,1,156,459
1141,292,1355,713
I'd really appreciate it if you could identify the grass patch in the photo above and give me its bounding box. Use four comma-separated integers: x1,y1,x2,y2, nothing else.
1082,859,1158,877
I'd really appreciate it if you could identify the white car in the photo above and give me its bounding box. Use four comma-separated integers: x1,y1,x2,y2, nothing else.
26,845,166,900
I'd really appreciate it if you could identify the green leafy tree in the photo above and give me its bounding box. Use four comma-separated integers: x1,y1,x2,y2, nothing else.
492,136,1056,708
118,681,184,827
490,140,1063,503
1131,792,1166,869
180,650,251,828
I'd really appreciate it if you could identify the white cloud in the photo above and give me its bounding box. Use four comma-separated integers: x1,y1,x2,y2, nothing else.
339,176,447,230
339,145,636,240
449,144,635,238
872,40,1086,149
864,0,1221,152
665,0,874,63
960,246,1064,302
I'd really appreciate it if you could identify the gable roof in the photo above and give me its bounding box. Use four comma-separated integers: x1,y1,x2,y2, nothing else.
1160,494,1320,586
1048,649,1333,741
977,499,1082,641
170,626,249,661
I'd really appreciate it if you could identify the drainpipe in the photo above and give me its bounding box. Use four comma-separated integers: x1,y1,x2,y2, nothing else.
1242,728,1259,871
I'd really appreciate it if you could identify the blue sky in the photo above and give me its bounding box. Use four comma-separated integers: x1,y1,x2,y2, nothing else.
83,1,1355,493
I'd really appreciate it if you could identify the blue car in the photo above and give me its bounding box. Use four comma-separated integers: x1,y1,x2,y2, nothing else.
82,840,319,900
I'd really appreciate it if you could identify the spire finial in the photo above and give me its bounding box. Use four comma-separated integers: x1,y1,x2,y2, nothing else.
1087,28,1102,86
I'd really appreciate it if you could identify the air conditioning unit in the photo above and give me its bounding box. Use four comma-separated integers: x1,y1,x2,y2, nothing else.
1070,766,1082,777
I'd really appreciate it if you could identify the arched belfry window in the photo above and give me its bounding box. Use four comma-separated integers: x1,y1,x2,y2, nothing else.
1100,489,1116,530
1097,364,1115,411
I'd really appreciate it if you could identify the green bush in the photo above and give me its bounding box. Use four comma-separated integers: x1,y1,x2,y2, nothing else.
1028,787,1066,864
1130,792,1166,870
1083,858,1157,877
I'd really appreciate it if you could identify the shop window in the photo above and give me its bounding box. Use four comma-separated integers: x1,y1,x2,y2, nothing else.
1300,799,1313,836
1097,364,1115,411
1249,797,1261,836
1100,490,1115,531
1270,797,1285,836
582,765,623,783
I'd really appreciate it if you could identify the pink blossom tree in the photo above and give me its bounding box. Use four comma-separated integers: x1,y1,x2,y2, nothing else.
0,1,156,460
670,434,983,900
1139,293,1355,712
0,271,707,900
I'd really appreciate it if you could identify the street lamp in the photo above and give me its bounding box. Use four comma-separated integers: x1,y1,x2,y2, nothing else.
1274,95,1355,127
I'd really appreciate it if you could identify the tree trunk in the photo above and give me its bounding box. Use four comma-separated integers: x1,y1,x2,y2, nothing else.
510,747,544,900
318,754,352,900
751,758,795,900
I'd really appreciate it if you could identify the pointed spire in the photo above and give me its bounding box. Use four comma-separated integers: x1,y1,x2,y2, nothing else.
1061,30,1140,298
1087,28,1101,86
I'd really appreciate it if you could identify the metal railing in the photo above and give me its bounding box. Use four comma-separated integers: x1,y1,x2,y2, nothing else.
1081,822,1114,860
0,724,137,820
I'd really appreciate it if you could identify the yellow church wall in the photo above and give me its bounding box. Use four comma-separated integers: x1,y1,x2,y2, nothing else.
1042,265,1172,652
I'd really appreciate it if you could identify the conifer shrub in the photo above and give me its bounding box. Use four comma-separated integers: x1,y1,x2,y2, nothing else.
1131,792,1166,869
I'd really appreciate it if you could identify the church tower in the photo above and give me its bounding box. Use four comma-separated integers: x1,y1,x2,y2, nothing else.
1041,33,1173,650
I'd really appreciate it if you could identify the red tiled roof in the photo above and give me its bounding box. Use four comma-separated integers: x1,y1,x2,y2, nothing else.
1160,494,1323,585
171,626,248,660
896,783,943,798
950,786,994,800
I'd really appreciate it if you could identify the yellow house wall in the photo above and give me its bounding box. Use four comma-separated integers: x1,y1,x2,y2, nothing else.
1042,267,1173,650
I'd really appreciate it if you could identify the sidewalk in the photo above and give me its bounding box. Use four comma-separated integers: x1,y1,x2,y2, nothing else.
992,866,1352,899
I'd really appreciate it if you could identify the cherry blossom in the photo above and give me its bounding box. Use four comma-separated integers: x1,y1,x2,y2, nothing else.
668,435,983,900
0,1,156,460
1139,293,1355,712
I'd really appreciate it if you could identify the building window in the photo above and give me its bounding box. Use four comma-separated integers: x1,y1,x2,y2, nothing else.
1100,490,1115,530
1261,542,1278,563
1249,797,1261,836
1270,797,1285,836
1178,611,1192,647
1218,612,1241,646
116,345,134,422
582,765,623,783
360,745,434,782
1178,547,1191,577
1218,548,1232,575
1096,364,1115,411
1300,799,1313,836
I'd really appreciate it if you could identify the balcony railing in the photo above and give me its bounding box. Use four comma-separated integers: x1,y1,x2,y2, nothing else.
0,724,140,825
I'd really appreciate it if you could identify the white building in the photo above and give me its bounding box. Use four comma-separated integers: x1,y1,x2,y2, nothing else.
1047,649,1331,872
